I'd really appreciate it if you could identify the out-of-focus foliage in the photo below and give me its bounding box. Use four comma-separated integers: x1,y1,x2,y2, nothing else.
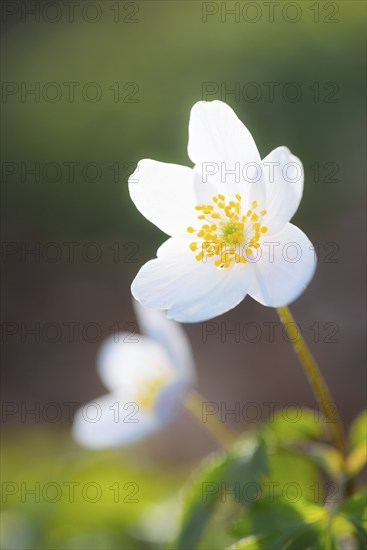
230,497,329,549
1,411,366,549
175,436,268,549
349,411,367,450
346,411,367,479
172,410,366,550
1,428,188,549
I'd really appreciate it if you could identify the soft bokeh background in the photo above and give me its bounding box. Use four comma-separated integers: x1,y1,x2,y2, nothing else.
1,1,366,548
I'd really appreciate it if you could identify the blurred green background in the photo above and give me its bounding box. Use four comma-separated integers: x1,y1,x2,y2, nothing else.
1,1,366,548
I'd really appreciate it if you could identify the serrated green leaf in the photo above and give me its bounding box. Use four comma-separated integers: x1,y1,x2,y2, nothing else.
223,438,269,502
175,451,227,550
174,436,268,550
349,411,367,450
230,496,329,550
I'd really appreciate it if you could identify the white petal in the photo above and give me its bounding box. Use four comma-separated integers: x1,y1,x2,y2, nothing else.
188,100,260,167
128,159,197,236
249,223,316,307
132,300,196,385
97,333,175,394
132,236,253,323
262,147,304,233
188,101,265,205
72,392,161,448
193,171,218,205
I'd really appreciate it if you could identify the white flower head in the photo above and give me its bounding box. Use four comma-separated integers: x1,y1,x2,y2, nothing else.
72,300,195,448
129,100,316,322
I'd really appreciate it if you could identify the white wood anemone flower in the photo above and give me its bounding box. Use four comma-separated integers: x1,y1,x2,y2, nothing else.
129,100,316,323
72,301,195,448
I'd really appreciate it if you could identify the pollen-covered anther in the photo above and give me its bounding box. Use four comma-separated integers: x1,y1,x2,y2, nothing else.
187,193,268,268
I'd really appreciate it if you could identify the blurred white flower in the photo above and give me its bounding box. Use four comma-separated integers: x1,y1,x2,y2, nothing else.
72,301,195,448
129,100,316,322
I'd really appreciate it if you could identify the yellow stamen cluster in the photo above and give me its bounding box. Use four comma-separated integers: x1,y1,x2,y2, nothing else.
187,194,268,269
136,375,169,410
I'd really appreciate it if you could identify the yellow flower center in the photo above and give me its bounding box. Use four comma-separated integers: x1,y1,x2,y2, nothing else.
187,194,268,269
135,374,171,411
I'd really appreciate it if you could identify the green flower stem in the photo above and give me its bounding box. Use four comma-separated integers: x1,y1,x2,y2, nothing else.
184,390,237,449
277,306,346,457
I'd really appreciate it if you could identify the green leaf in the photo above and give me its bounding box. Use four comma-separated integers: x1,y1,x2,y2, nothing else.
228,530,340,550
301,442,344,481
265,408,326,446
228,534,268,549
349,411,367,449
346,443,367,478
230,496,329,550
174,436,268,550
336,490,367,546
266,446,322,502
